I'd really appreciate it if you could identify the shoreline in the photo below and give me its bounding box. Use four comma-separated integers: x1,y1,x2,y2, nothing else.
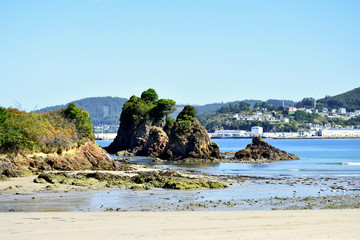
1,210,360,239
1,165,360,212
95,133,360,141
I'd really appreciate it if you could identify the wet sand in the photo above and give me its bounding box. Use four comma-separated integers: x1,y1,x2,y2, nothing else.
1,210,359,240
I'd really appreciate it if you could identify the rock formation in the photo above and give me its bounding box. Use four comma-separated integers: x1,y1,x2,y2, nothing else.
105,89,175,154
162,117,220,160
141,126,169,157
233,136,299,163
0,142,128,174
105,90,219,161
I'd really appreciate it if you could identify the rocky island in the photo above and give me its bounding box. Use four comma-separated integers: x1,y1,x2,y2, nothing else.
105,89,220,161
233,136,299,163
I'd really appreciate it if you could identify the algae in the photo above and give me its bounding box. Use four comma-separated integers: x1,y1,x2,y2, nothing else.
33,170,228,190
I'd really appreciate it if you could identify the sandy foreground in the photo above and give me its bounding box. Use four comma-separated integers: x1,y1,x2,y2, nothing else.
0,210,359,240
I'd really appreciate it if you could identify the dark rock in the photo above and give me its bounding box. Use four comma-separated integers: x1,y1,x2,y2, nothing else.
141,126,169,157
234,136,299,163
0,142,131,173
116,150,133,156
162,118,220,160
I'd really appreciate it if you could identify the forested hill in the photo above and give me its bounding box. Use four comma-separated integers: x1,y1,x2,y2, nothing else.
36,97,297,125
36,97,127,126
194,99,296,114
316,87,360,111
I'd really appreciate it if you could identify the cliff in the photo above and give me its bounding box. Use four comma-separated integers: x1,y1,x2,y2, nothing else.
233,136,299,163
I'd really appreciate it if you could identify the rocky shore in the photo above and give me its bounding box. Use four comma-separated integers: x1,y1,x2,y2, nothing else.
1,160,359,212
0,142,128,177
232,136,299,163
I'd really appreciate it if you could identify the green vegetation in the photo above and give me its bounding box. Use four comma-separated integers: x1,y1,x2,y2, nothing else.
217,101,252,114
327,116,360,127
176,105,196,121
33,87,358,128
0,104,94,154
34,171,228,190
316,87,360,111
120,89,176,129
164,116,175,135
296,97,316,108
197,107,327,133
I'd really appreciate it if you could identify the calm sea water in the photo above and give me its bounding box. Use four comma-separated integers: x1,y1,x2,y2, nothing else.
97,138,360,177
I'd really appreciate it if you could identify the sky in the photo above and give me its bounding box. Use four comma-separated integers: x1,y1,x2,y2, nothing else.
0,0,359,111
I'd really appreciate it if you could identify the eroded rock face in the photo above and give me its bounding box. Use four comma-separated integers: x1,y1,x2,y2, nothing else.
141,126,169,157
0,142,128,174
162,118,220,160
234,136,299,163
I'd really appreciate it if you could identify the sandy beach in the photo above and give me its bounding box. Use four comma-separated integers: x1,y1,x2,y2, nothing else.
0,210,359,240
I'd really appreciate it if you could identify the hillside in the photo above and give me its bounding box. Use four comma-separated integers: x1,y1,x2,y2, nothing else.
194,99,296,115
316,87,360,111
36,97,299,127
0,104,127,173
36,97,128,126
0,104,94,154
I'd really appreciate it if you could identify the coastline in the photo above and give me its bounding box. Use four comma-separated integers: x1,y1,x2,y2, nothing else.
1,164,360,212
97,132,360,141
1,210,359,240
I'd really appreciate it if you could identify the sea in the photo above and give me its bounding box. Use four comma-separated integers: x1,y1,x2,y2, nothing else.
1,139,359,212
98,138,360,177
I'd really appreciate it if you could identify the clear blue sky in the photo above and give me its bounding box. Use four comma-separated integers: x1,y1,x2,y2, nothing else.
1,0,359,111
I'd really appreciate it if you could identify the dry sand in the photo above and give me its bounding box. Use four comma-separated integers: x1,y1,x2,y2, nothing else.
0,210,359,240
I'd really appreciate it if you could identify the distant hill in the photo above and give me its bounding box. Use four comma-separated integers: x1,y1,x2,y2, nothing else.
266,99,297,107
316,87,360,111
34,87,359,127
194,100,263,115
194,99,295,115
36,97,128,126
36,97,298,125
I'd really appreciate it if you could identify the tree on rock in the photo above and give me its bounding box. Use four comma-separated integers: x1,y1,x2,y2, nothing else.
161,105,220,160
176,105,196,121
105,89,175,154
141,88,158,102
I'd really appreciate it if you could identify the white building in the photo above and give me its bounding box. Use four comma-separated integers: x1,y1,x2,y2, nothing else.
211,130,247,138
339,108,347,114
251,126,263,136
281,117,289,123
319,128,360,138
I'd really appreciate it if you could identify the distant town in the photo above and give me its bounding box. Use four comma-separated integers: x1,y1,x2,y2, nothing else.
95,105,360,140
209,106,360,139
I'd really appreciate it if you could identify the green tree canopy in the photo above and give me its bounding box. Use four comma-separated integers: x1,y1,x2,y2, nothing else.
141,88,159,102
177,105,196,121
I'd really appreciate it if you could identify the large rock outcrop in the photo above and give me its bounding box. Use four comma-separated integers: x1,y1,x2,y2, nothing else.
141,126,169,157
162,118,220,160
105,89,175,154
0,142,128,173
233,136,299,163
104,90,219,161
